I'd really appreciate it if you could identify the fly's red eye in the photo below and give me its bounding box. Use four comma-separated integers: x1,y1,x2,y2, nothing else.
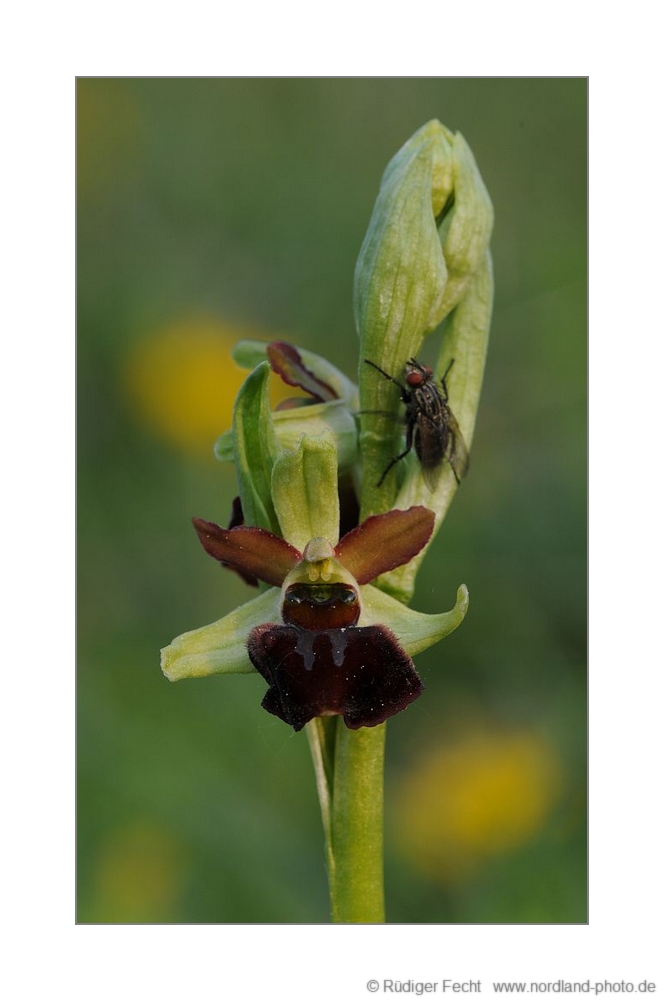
406,371,425,386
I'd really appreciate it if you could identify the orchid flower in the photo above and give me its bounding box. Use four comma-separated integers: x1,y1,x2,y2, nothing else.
162,502,468,731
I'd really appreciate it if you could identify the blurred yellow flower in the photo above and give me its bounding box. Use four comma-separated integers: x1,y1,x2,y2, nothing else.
394,728,562,884
93,820,183,923
124,317,305,456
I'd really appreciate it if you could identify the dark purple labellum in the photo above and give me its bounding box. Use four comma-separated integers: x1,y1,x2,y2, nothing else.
247,622,424,731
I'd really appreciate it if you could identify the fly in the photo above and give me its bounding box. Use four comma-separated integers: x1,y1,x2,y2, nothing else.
364,357,470,490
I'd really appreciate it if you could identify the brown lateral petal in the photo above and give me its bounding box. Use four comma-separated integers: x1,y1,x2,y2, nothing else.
334,506,435,584
267,341,338,402
192,517,301,588
247,622,423,732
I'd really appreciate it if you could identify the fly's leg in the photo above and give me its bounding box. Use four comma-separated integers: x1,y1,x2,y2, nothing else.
364,358,416,488
376,420,414,487
439,358,455,401
364,359,409,403
376,448,411,487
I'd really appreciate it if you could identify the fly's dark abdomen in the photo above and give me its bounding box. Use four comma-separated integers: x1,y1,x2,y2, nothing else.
410,383,448,469
414,415,449,468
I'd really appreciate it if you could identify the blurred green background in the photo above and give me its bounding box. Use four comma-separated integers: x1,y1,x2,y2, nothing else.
77,78,587,924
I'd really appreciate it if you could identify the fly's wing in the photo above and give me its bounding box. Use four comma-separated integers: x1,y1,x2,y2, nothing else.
413,411,446,492
420,457,444,492
445,410,470,481
415,409,470,489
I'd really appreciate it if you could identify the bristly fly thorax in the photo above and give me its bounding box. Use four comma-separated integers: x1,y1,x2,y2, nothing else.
364,357,470,491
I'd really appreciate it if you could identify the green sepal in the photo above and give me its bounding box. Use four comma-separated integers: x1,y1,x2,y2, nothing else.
271,432,341,550
359,582,469,654
160,588,282,681
232,362,280,534
161,579,468,683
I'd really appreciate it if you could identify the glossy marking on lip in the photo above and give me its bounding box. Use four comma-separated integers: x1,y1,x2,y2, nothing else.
282,582,360,630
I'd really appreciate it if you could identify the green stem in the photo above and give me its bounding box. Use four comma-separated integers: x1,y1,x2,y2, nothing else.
307,719,386,922
329,722,386,923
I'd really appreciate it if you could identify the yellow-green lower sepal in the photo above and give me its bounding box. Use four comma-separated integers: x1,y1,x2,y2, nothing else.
161,587,281,681
359,582,469,655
